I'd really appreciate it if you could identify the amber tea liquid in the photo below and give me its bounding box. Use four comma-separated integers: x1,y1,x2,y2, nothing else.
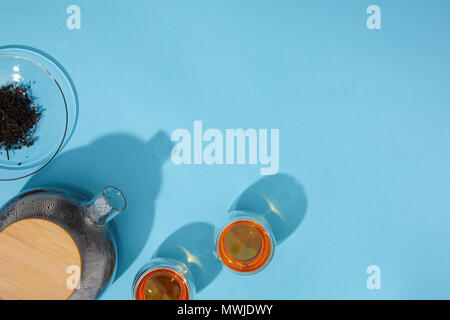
217,219,273,273
134,267,190,300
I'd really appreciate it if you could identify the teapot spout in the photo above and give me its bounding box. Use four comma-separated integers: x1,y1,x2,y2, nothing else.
83,186,127,230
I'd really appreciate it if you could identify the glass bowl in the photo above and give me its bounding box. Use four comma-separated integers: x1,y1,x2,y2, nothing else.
0,47,75,181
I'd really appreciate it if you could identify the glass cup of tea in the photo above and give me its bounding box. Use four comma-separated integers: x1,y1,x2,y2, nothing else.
132,258,195,300
215,211,275,275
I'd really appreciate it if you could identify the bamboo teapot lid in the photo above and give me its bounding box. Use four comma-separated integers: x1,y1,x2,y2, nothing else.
0,218,82,300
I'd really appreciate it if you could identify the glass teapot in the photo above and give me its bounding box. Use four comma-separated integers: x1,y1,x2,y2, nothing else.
0,186,126,300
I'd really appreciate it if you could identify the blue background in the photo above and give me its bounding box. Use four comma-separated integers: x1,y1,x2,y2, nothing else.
1,0,450,299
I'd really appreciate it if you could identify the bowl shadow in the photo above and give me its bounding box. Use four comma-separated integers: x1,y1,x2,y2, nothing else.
23,131,173,281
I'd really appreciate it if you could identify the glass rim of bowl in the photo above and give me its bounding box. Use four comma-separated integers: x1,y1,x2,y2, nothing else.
0,47,69,181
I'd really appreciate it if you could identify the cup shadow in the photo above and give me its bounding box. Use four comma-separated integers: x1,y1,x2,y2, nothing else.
229,173,308,245
22,131,173,281
153,222,223,294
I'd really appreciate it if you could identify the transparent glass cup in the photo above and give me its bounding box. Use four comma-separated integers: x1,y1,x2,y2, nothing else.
132,258,195,300
215,211,275,275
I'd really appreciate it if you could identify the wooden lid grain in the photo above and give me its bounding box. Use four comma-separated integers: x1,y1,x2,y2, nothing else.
0,218,82,300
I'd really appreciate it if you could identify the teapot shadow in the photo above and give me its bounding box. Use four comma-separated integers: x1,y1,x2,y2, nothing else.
153,222,222,294
230,173,308,244
23,131,173,281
